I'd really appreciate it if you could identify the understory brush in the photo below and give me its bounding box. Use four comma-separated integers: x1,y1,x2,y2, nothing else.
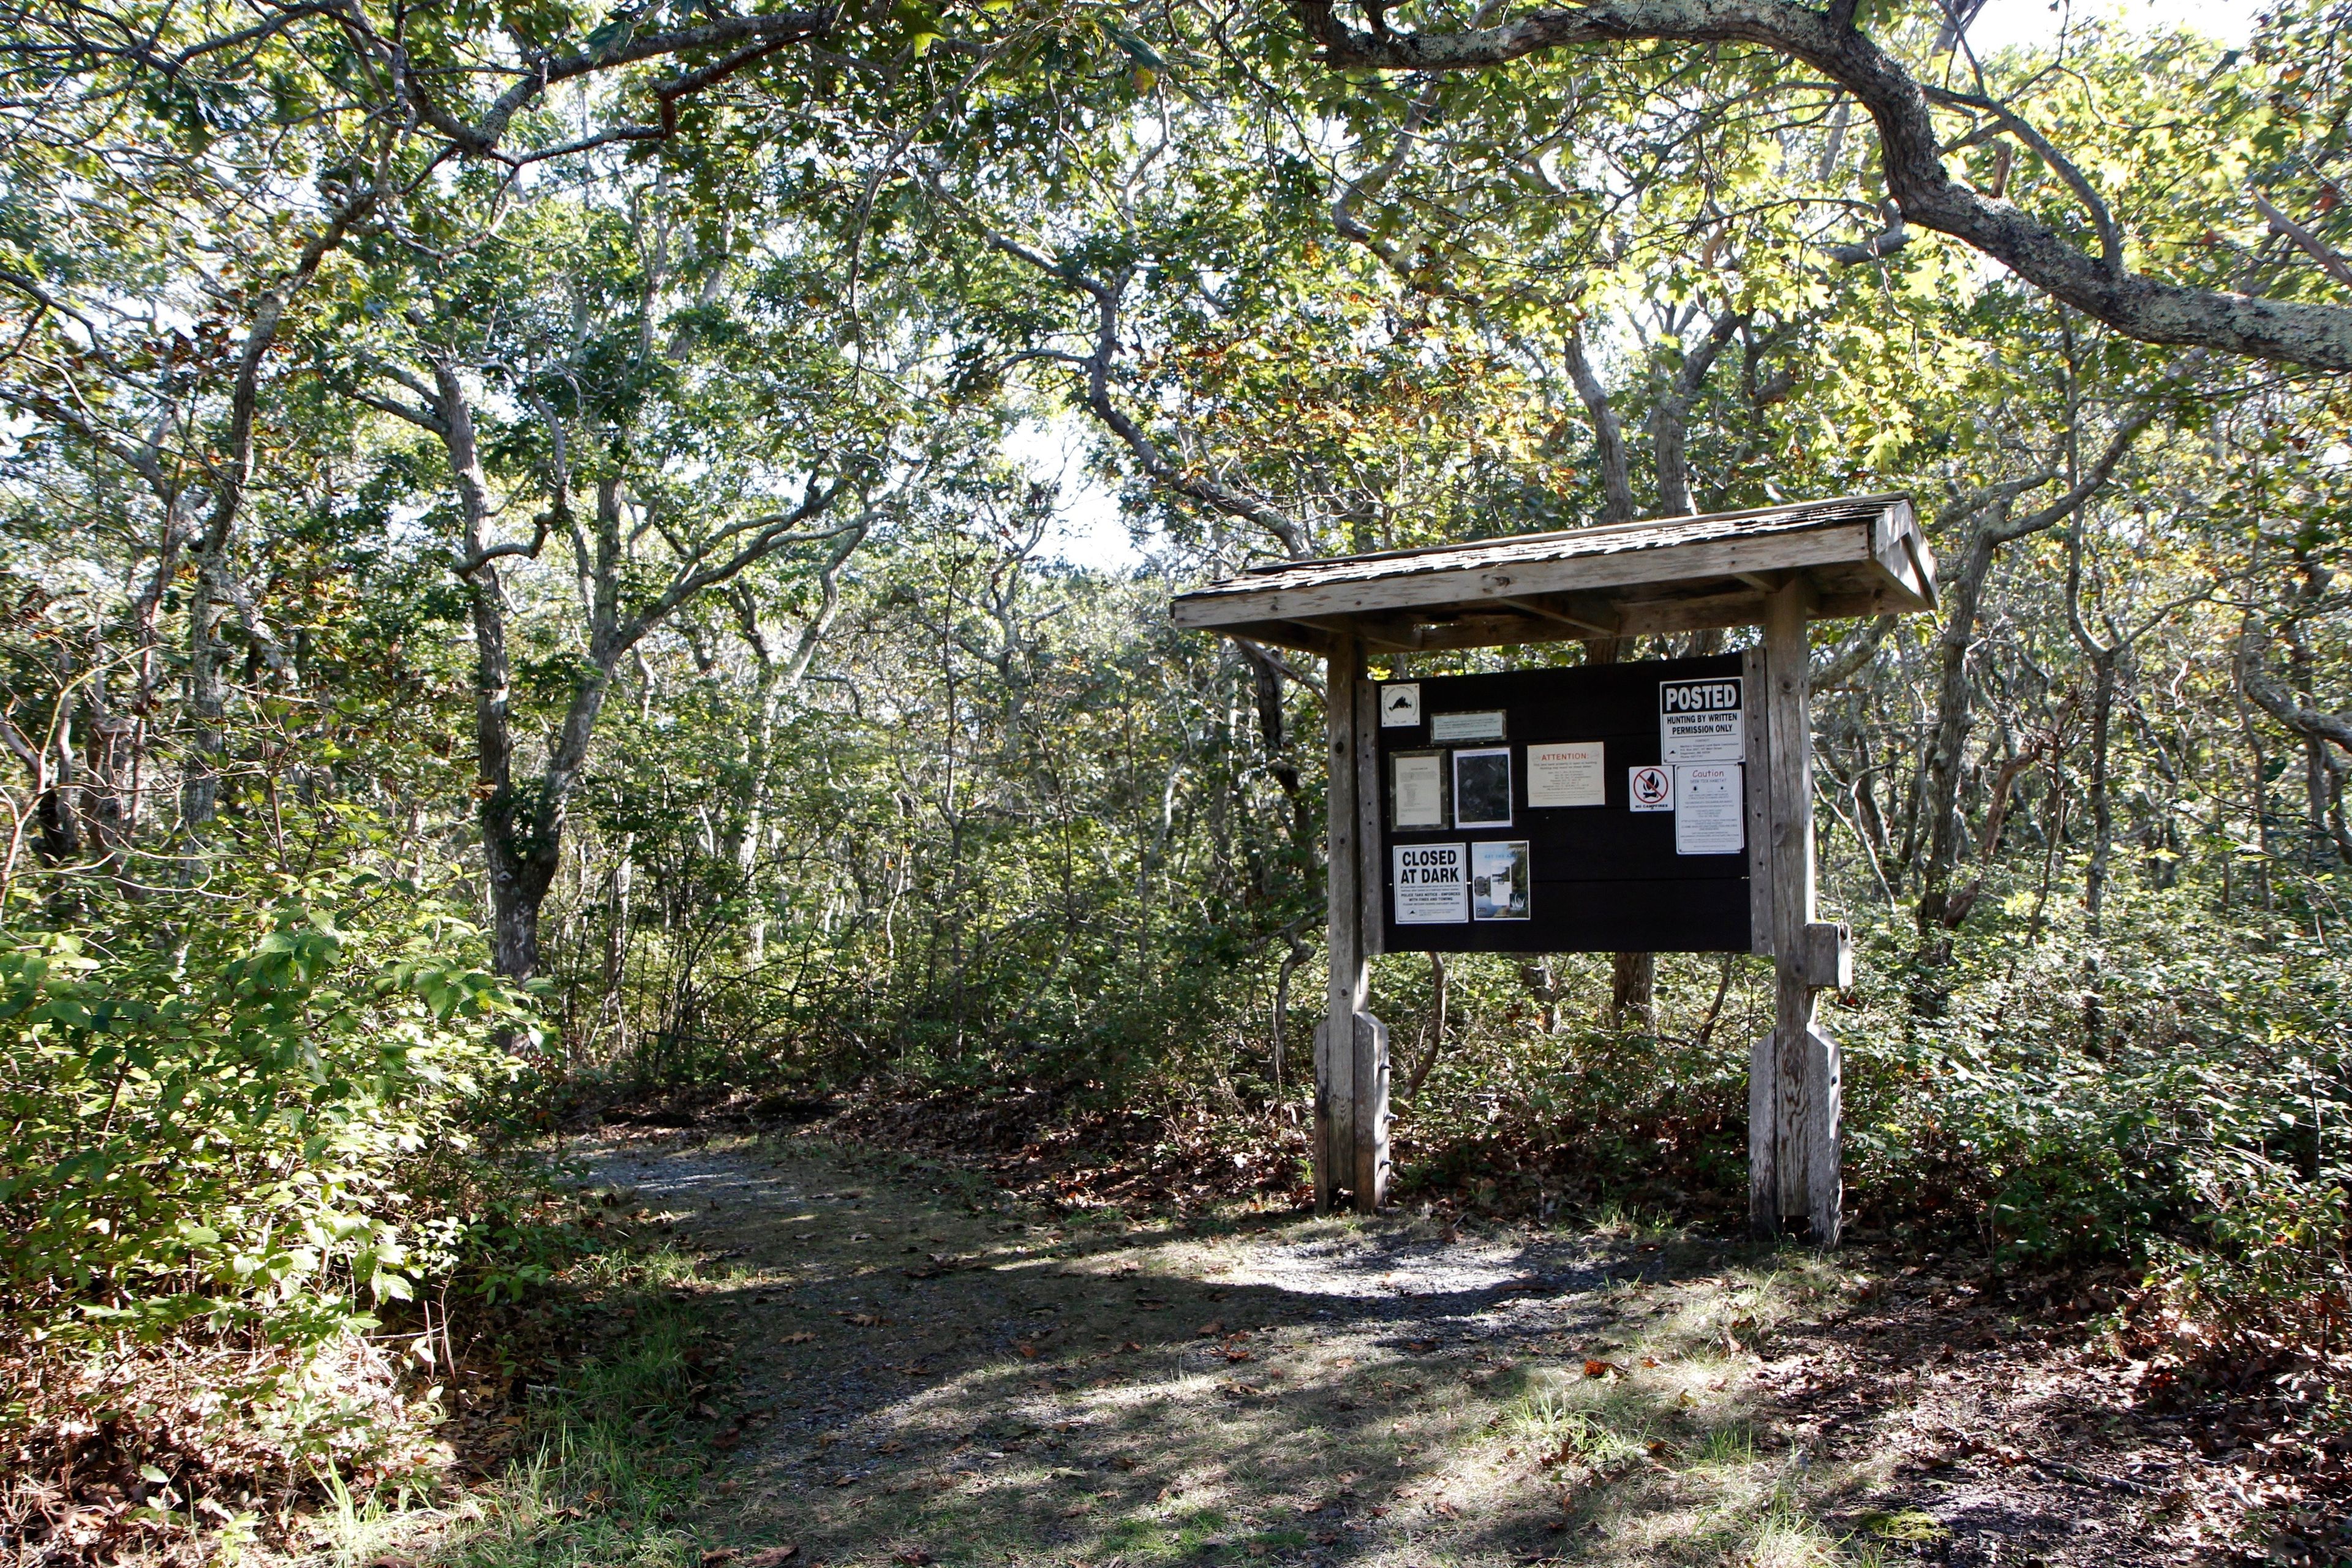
0,859,603,1562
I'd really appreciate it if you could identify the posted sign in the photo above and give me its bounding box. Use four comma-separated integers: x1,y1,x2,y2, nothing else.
1659,676,1744,764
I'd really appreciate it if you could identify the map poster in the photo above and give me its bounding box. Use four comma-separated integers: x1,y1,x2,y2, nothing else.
1452,747,1513,828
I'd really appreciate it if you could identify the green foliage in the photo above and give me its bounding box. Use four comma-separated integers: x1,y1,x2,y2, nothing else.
0,865,536,1352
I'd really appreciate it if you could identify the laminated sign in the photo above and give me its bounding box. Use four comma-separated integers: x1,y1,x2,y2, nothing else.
1393,842,1468,924
1659,676,1744,764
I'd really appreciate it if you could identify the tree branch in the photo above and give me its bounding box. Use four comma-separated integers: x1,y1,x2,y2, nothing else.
1288,0,2352,369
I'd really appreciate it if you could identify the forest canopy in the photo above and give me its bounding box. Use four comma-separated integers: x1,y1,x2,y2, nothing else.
2,0,2350,1556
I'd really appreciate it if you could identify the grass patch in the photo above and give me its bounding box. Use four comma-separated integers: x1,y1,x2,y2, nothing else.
313,1243,747,1568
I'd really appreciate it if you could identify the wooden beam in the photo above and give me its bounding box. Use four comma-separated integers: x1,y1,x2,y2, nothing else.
1615,589,1771,638
1493,594,1618,637
1174,523,1877,629
1294,614,1424,651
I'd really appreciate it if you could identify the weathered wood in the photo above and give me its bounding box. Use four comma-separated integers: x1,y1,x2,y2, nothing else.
1197,584,1924,658
1172,496,1931,636
1748,1030,1777,1240
1799,921,1854,988
1743,644,1773,960
1802,1020,1842,1240
1351,676,1390,1211
1356,676,1384,960
1763,579,1840,1243
1352,1011,1390,1210
1318,633,1366,1214
1182,524,1877,627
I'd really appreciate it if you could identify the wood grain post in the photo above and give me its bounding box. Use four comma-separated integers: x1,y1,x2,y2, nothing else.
1317,633,1368,1214
1353,674,1390,1211
1760,579,1842,1245
1743,643,1779,1239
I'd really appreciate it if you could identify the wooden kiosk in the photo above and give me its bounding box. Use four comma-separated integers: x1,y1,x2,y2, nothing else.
1169,494,1937,1242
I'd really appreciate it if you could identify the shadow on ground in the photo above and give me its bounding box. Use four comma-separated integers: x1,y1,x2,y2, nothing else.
582,1129,2221,1568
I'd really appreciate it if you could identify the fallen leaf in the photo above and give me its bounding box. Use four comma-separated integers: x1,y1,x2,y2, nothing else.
838,1312,885,1327
1640,1356,1660,1369
829,1474,854,1488
1110,1455,1139,1471
894,1553,931,1566
701,1552,736,1567
1121,1341,1143,1352
742,1550,798,1568
782,1332,815,1344
1369,1505,1389,1518
1403,1338,1439,1353
1016,1343,1039,1359
1583,1360,1608,1378
1197,1321,1224,1336
1223,1349,1254,1363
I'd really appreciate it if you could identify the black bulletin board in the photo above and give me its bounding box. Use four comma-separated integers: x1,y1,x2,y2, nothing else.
1374,656,1752,954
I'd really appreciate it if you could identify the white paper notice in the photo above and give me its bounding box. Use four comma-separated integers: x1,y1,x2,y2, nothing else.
1674,763,1745,854
1659,676,1744,764
1430,709,1506,743
1526,741,1605,807
1393,842,1468,924
1391,752,1445,829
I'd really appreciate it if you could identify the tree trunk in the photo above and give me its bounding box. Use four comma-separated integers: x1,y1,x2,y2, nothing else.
2083,649,2116,934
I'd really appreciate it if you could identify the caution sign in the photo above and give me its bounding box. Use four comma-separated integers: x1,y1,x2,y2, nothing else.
1659,676,1744,764
1393,842,1468,924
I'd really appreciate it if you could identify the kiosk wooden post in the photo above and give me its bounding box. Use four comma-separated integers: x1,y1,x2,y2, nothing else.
1756,579,1845,1243
1313,632,1392,1214
1173,495,1931,1235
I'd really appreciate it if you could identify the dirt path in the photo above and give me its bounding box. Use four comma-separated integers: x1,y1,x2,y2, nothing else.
582,1129,2233,1568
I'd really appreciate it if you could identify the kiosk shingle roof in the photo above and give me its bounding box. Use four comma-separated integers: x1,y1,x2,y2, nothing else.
1170,492,1934,654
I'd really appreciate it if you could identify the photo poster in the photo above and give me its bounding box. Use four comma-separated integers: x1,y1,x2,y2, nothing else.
1393,842,1468,924
1390,750,1447,831
1470,840,1531,921
1452,747,1513,829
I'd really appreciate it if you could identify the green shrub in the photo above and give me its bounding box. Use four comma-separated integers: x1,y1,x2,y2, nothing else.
0,871,535,1354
